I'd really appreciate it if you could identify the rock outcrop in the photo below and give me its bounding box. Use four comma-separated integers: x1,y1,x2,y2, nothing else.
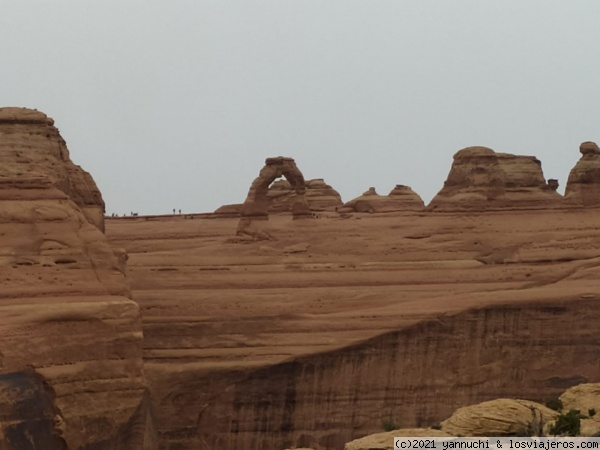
215,178,342,217
268,178,343,212
108,202,600,449
236,157,312,239
440,399,557,436
557,383,600,436
428,146,561,210
345,429,450,450
0,107,156,449
0,107,106,231
564,142,600,207
339,185,424,213
239,157,311,220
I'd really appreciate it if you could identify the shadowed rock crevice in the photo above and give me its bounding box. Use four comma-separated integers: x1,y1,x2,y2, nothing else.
0,368,68,450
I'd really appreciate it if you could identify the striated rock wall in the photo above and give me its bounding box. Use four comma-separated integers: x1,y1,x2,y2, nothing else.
0,108,156,449
0,107,105,232
429,146,561,210
108,204,600,450
196,300,599,449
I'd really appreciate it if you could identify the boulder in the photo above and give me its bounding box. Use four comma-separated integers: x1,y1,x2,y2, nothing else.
428,146,561,210
564,142,600,207
557,383,600,436
440,399,558,436
345,428,451,450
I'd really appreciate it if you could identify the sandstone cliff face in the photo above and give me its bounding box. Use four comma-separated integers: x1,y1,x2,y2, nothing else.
0,108,156,449
194,301,598,449
340,185,424,213
0,107,105,231
429,147,561,210
564,142,600,207
107,205,600,450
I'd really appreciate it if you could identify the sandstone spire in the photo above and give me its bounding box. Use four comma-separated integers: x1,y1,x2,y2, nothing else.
564,141,600,207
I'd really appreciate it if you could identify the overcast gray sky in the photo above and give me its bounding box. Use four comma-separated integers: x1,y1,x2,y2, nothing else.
2,1,599,215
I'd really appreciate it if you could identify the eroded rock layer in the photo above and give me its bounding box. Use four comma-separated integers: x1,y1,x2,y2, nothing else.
429,146,561,210
214,178,343,217
106,207,600,450
0,107,106,231
340,185,424,213
268,178,343,212
0,108,156,449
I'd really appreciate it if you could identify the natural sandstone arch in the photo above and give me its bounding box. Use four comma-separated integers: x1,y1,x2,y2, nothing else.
240,157,312,219
237,157,312,237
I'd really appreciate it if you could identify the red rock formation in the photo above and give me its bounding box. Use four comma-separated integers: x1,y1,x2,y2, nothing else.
268,178,343,212
214,178,342,217
564,141,600,207
0,107,106,232
0,107,156,449
428,146,561,210
340,185,424,213
240,157,311,220
237,157,312,239
106,204,600,449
